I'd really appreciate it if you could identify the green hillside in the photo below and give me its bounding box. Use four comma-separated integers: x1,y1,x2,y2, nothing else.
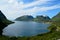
52,12,60,22
34,15,51,22
15,15,34,21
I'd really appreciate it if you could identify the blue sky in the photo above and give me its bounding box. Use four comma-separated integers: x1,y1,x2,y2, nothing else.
0,0,60,20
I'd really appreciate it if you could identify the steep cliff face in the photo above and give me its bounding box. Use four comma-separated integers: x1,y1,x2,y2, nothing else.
0,11,7,20
0,10,13,35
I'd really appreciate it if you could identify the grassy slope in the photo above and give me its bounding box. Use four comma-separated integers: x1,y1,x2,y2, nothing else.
52,12,60,22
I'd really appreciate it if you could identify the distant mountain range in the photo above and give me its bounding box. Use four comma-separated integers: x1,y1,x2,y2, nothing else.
15,12,60,22
15,15,51,22
0,10,13,35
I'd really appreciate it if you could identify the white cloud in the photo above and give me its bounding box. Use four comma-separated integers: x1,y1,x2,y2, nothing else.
21,4,60,14
8,0,14,3
0,0,60,20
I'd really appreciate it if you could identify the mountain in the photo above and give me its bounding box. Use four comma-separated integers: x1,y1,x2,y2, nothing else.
34,15,51,22
48,12,60,32
0,10,13,35
52,12,60,22
15,15,34,21
15,15,51,22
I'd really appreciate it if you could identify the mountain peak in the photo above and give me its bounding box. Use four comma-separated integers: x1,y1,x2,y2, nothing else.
15,15,34,21
0,10,7,19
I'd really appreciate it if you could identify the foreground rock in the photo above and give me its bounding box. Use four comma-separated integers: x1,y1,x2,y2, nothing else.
0,10,13,35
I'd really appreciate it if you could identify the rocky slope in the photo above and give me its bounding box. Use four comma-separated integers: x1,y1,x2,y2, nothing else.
0,10,13,35
34,15,51,22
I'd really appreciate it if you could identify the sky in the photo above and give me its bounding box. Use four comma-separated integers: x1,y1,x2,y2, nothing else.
0,0,60,20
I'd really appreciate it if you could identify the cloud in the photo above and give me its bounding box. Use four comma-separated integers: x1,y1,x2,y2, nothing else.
8,0,14,3
20,3,60,13
0,0,60,20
